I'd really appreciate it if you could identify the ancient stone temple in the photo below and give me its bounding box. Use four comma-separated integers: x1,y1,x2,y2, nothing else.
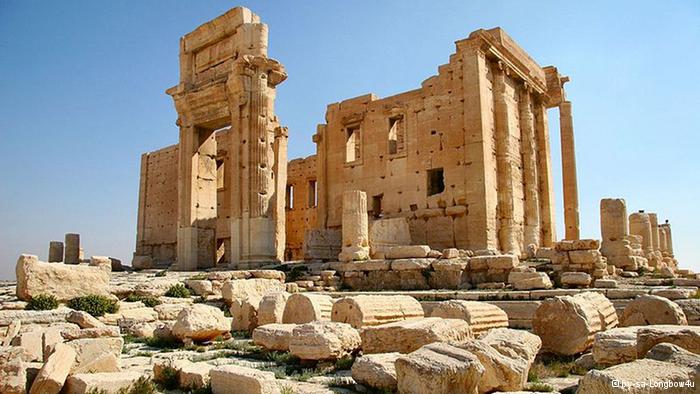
135,14,582,268
135,7,288,270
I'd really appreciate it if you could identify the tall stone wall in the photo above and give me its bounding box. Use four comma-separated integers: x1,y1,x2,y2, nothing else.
285,155,318,260
313,28,560,255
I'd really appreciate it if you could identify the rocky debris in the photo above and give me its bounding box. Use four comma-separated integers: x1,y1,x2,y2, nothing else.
210,365,279,394
576,291,619,330
331,295,423,328
560,271,592,287
532,292,604,355
478,328,542,365
0,308,72,326
594,279,618,288
361,317,472,354
29,342,76,394
577,358,695,394
172,304,231,343
282,293,333,324
154,303,188,320
257,291,290,326
288,321,361,361
675,299,700,326
15,255,110,301
67,310,105,329
133,279,180,297
592,327,641,366
0,347,25,394
60,326,121,341
457,339,528,393
645,343,700,386
1,320,20,346
154,358,212,390
184,279,214,296
507,271,553,290
430,300,509,336
224,279,287,331
252,323,296,352
64,371,145,394
66,337,123,373
636,325,700,357
620,294,688,326
395,342,484,394
351,352,400,391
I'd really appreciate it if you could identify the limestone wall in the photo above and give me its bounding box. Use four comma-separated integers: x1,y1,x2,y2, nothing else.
285,156,318,260
314,28,557,255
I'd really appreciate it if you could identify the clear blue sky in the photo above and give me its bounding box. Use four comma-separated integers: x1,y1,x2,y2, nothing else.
1,1,698,280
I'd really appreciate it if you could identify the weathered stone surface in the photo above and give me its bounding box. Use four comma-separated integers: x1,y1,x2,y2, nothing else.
282,293,333,323
636,325,700,357
560,271,592,287
66,337,123,373
430,300,509,336
16,255,110,301
532,293,602,355
184,279,214,296
395,342,484,394
252,323,295,351
221,278,286,303
64,371,145,394
478,328,542,365
210,365,280,394
457,339,529,393
675,299,700,326
577,359,694,394
351,353,400,391
154,303,188,321
507,271,552,290
257,291,290,326
386,245,431,259
67,310,105,329
577,291,619,330
594,279,618,288
331,295,423,328
620,295,687,326
645,343,700,379
361,317,472,354
369,218,411,257
592,327,641,366
172,304,231,342
390,258,433,271
288,321,361,360
339,190,370,262
60,326,121,341
180,361,214,390
471,254,519,270
0,308,72,326
0,347,25,394
133,278,180,297
29,342,76,394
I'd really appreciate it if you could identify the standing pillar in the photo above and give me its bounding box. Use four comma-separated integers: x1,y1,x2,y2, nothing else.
648,213,661,252
48,241,64,263
338,190,369,262
629,211,653,253
662,221,674,256
534,99,556,246
176,123,217,271
493,63,519,254
600,198,628,245
559,101,580,240
64,233,80,264
519,85,540,248
658,226,668,254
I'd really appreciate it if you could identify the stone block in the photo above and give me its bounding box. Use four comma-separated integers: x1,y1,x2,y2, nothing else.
257,291,290,326
430,300,509,336
288,321,361,361
15,255,110,301
636,325,700,357
390,258,433,271
369,218,411,257
210,365,279,394
282,293,333,324
29,342,76,394
620,295,687,327
361,317,472,354
386,245,431,259
172,304,231,342
252,323,296,352
64,371,145,394
351,353,400,391
331,295,423,328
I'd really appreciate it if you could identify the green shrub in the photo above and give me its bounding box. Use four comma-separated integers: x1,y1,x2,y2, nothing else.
119,377,157,394
67,294,119,317
25,294,59,310
154,270,167,277
124,294,161,307
153,365,179,390
164,284,190,298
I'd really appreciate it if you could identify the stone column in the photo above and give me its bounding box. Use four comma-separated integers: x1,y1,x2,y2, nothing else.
629,211,653,253
559,101,580,240
600,198,628,246
338,190,369,262
662,221,674,256
534,99,556,246
519,85,540,248
48,241,63,263
648,213,660,252
64,233,80,264
658,226,668,254
272,126,289,261
493,63,519,254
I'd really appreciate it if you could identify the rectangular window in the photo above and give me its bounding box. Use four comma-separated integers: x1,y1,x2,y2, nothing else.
427,168,445,196
286,184,294,209
308,179,317,208
372,194,383,218
388,116,405,155
345,125,361,163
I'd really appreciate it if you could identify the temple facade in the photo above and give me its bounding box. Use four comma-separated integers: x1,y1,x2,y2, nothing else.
134,9,583,269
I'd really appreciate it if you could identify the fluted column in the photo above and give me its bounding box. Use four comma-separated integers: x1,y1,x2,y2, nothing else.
519,85,540,247
534,99,556,246
493,63,519,254
559,101,580,240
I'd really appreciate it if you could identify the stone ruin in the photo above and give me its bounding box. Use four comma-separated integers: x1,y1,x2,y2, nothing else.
3,6,699,394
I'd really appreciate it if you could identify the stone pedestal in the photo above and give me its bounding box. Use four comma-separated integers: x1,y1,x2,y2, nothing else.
600,199,646,271
48,241,64,263
338,190,370,262
64,233,80,265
